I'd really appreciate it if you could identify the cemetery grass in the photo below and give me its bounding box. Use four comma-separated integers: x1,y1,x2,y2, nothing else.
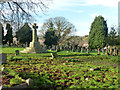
1,47,120,89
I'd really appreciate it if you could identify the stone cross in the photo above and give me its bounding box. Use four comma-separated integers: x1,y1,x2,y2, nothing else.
32,23,38,42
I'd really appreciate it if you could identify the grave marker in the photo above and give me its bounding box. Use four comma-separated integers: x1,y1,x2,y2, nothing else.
21,23,47,53
51,52,57,59
0,53,7,64
15,50,19,56
26,78,34,86
81,47,83,53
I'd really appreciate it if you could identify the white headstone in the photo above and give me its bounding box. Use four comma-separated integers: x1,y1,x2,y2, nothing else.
25,78,33,86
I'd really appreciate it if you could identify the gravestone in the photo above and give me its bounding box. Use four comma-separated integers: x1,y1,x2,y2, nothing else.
62,46,64,50
56,46,60,52
105,46,109,55
15,50,19,56
72,46,75,52
0,53,7,64
81,47,83,53
1,67,5,71
86,47,89,54
51,52,57,59
72,48,75,52
25,42,28,47
26,78,33,86
102,48,105,54
23,44,26,48
113,47,116,56
21,23,47,53
70,46,72,50
109,47,113,56
113,47,118,56
78,47,81,52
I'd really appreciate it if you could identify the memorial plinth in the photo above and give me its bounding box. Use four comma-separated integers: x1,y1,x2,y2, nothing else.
21,23,47,53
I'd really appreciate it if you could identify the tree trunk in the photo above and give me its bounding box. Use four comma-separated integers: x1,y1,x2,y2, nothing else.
97,48,100,55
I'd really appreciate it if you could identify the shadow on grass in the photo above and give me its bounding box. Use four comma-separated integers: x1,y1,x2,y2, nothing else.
58,53,93,57
42,55,51,57
42,53,93,58
68,59,84,63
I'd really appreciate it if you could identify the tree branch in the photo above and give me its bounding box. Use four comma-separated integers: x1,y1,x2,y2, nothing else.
13,2,30,16
7,2,15,14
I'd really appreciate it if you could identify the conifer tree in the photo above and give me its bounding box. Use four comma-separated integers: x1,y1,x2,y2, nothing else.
88,16,108,55
5,23,13,46
16,23,32,45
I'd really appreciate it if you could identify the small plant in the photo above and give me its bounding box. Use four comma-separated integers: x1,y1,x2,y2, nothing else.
8,56,14,61
9,70,18,76
21,57,29,61
10,78,21,85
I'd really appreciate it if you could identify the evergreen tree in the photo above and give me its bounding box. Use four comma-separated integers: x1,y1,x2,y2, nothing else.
44,29,58,49
108,27,117,46
2,25,4,44
5,23,13,46
88,16,108,55
16,23,32,45
0,22,5,44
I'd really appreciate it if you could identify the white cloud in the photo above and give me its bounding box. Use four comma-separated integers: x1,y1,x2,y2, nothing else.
49,0,86,11
49,0,119,11
83,0,119,7
36,23,43,30
73,10,84,13
89,13,99,18
74,22,91,36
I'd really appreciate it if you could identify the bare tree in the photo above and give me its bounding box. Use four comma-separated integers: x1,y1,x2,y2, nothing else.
66,36,83,46
0,0,52,31
40,17,76,45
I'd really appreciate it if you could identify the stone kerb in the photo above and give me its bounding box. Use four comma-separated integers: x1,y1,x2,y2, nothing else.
0,78,34,89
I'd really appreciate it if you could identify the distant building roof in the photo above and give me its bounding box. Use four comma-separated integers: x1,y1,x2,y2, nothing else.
78,42,88,47
83,42,88,47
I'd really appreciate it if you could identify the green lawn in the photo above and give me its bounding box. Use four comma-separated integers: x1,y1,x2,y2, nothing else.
1,47,120,89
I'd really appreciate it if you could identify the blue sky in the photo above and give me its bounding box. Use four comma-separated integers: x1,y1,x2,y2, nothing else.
34,0,119,36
